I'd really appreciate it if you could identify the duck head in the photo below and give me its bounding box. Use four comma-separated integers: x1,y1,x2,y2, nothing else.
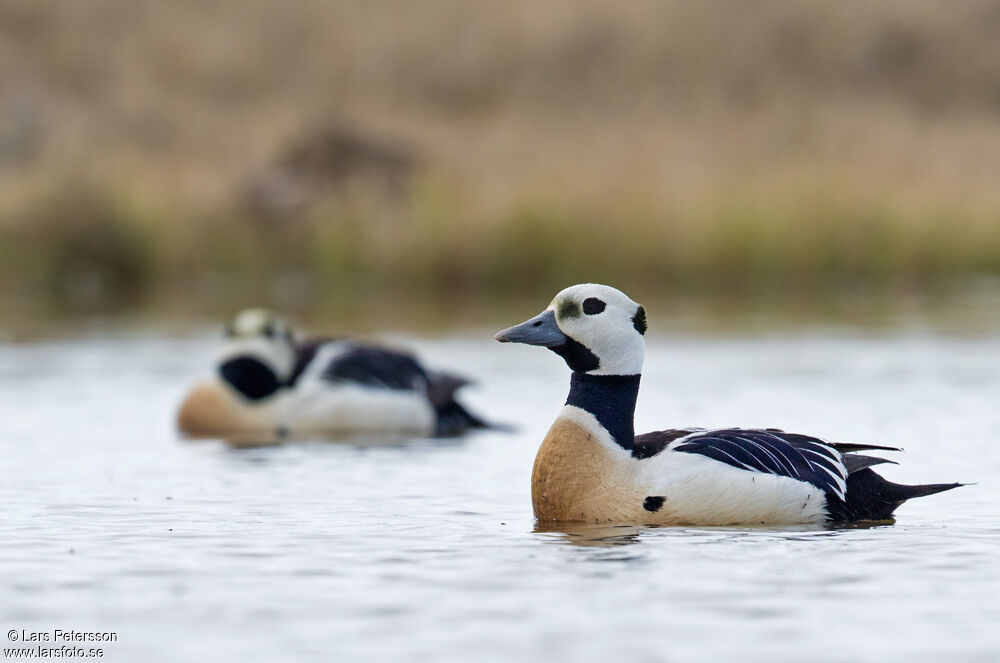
217,308,297,399
495,284,646,376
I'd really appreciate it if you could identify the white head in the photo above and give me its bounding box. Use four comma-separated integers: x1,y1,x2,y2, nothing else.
219,308,298,384
495,284,646,376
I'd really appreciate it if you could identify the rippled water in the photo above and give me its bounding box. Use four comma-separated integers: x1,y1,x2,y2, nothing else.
2,330,998,662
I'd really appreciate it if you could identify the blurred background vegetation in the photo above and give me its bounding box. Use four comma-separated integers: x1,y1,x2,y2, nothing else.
3,0,1000,335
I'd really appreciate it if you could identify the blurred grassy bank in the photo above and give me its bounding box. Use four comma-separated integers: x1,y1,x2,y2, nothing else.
3,177,999,336
3,1,1000,333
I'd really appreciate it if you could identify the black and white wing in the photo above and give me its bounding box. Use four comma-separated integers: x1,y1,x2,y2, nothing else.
633,429,704,459
288,337,337,386
319,344,430,391
289,339,486,434
668,428,850,500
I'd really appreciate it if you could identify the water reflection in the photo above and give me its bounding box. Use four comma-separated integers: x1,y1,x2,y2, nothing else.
534,519,897,549
208,432,470,450
827,520,898,531
533,522,645,547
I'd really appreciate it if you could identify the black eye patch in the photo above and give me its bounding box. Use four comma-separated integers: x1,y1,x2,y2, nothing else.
582,297,606,315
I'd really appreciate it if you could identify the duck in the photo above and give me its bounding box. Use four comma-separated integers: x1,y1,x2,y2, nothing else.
495,283,963,526
177,309,488,439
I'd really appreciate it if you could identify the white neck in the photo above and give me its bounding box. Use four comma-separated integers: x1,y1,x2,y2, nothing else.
589,340,644,376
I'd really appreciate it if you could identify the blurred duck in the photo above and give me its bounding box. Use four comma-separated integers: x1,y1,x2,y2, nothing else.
178,309,487,439
496,284,963,526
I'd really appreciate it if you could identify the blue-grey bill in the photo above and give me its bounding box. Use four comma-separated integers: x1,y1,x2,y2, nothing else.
494,310,567,347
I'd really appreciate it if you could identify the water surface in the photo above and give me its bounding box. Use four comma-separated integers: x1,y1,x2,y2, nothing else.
2,330,998,662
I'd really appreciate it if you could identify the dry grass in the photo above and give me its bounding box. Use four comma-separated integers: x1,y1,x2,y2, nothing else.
2,0,1000,325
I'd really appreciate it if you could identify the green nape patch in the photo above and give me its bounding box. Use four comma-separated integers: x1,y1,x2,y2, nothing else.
558,299,581,319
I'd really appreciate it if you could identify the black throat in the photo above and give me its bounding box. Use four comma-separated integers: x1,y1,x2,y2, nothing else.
565,372,640,450
219,356,284,401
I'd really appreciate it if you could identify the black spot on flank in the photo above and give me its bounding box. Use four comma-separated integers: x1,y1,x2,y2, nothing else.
632,306,647,335
643,496,665,512
558,299,581,319
582,297,606,315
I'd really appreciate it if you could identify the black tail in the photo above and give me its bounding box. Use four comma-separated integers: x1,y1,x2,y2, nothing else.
830,442,902,453
829,468,964,522
425,370,498,436
433,399,491,436
425,371,473,409
841,453,897,475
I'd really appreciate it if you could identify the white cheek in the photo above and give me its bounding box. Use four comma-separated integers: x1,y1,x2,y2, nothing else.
560,311,645,375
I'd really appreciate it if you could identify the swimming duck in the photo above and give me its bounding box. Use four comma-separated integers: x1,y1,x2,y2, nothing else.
178,309,487,439
495,284,962,525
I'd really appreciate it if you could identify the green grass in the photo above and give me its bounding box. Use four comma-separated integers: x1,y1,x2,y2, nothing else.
2,176,999,333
